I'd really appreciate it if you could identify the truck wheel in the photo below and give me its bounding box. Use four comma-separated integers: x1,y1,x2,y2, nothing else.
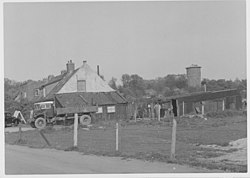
79,115,91,126
35,117,46,129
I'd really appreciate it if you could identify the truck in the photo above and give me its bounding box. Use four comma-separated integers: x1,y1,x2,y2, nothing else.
29,100,98,129
5,111,21,127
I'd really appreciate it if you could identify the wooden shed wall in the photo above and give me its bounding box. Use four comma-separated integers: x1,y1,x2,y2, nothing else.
93,103,128,121
178,95,242,116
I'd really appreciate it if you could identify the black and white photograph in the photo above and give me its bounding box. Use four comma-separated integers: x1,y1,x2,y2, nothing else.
2,0,248,177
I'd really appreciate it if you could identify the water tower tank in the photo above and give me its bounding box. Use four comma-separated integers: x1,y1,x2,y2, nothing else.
186,64,201,88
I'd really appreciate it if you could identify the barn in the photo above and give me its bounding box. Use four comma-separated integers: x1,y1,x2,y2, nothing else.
164,89,243,116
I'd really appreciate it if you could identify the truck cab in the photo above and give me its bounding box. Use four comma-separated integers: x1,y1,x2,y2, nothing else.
30,101,55,129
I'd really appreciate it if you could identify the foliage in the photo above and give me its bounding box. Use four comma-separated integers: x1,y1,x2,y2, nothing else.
206,110,246,118
108,77,118,90
5,73,247,117
4,78,33,117
109,74,246,100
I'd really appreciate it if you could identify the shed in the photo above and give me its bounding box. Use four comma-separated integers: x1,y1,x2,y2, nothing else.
163,89,242,116
54,91,129,121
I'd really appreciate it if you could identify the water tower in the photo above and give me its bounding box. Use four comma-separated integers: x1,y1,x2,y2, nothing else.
186,64,201,88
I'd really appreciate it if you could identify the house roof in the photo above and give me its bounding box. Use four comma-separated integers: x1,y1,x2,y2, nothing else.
39,73,67,89
36,61,114,103
55,91,128,108
43,68,80,100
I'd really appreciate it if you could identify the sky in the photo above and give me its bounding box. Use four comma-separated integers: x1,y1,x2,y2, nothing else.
3,1,246,83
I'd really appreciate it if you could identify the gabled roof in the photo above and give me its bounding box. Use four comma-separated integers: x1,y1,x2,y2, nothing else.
55,91,127,108
39,73,67,89
44,68,80,100
36,61,114,103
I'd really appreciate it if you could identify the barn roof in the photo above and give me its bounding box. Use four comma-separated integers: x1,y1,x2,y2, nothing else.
54,91,128,108
164,89,241,103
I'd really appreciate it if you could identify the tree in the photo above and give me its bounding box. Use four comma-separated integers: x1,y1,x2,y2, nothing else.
121,74,131,88
175,75,187,89
109,77,118,90
129,74,145,97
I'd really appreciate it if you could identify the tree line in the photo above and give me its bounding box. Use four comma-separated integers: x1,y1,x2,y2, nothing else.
109,74,247,99
4,75,246,113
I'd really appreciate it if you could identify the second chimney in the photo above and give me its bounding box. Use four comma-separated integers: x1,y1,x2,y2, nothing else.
97,65,100,76
66,60,75,73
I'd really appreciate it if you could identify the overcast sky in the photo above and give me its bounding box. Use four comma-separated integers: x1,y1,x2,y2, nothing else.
4,1,246,83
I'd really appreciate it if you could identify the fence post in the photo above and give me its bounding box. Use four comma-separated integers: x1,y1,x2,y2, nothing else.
74,113,78,148
157,104,161,121
116,122,119,151
170,116,177,160
222,99,225,111
201,101,205,115
151,103,155,119
18,125,22,141
39,130,51,146
182,101,185,116
134,108,137,122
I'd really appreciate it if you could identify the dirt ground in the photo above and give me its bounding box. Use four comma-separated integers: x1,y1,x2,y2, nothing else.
5,125,35,133
199,138,247,165
6,144,217,174
5,115,247,172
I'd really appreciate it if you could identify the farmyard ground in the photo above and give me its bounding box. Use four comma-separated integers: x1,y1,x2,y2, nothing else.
5,115,247,173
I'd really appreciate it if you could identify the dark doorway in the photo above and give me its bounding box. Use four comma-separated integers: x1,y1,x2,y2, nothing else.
172,99,178,117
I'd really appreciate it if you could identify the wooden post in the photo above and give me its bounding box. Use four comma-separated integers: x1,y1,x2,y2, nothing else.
176,100,179,117
116,122,119,151
18,125,22,141
182,101,185,116
157,104,161,121
222,99,225,111
134,104,137,122
151,103,155,119
204,84,207,92
170,116,177,160
74,113,78,147
201,102,205,115
39,130,51,146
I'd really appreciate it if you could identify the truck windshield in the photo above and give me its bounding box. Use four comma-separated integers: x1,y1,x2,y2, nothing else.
34,103,52,110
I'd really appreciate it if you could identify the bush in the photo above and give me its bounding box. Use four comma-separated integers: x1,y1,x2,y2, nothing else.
206,110,245,118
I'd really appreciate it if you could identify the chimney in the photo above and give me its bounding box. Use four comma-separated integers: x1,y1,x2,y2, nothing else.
61,70,67,75
97,65,100,76
83,60,87,65
48,75,54,81
66,60,75,73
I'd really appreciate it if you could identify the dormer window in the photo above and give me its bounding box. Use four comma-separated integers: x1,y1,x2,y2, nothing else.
77,80,86,92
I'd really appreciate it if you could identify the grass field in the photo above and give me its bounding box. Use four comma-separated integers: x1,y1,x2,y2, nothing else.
5,115,247,172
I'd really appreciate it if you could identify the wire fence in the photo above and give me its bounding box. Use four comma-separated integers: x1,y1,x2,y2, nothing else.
9,121,175,159
5,115,248,172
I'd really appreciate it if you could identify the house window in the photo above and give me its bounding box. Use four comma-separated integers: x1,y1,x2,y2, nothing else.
107,106,116,113
77,80,86,92
35,89,39,96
